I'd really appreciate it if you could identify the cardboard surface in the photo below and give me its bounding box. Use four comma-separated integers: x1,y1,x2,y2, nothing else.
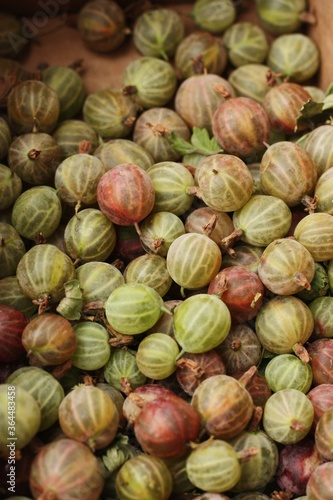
307,0,333,91
4,0,333,93
15,3,201,94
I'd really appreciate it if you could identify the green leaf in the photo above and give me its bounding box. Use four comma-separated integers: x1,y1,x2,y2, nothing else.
295,98,333,131
102,433,142,473
190,127,223,154
168,127,223,156
322,93,333,111
168,131,197,155
56,279,83,320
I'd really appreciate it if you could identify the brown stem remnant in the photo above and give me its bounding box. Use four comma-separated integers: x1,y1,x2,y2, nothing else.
211,276,228,299
202,214,217,237
183,163,196,176
290,419,307,432
122,115,137,128
175,357,205,379
34,232,47,245
110,258,125,271
32,293,52,315
271,491,293,500
82,300,105,314
107,324,134,347
74,200,82,217
251,292,263,309
238,365,258,389
237,446,260,463
123,85,137,97
152,237,164,252
120,377,132,396
302,194,318,213
214,84,232,99
109,336,134,348
247,405,263,432
127,392,147,408
266,69,284,87
146,122,169,136
78,140,92,155
294,271,312,290
83,375,94,386
219,228,244,257
230,339,242,351
187,185,203,199
28,148,41,160
293,342,311,363
192,54,206,75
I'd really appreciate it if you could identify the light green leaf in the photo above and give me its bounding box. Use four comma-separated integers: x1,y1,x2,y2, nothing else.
295,98,333,131
190,127,223,154
56,279,83,320
102,434,142,473
322,93,333,111
168,131,197,155
168,127,223,156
